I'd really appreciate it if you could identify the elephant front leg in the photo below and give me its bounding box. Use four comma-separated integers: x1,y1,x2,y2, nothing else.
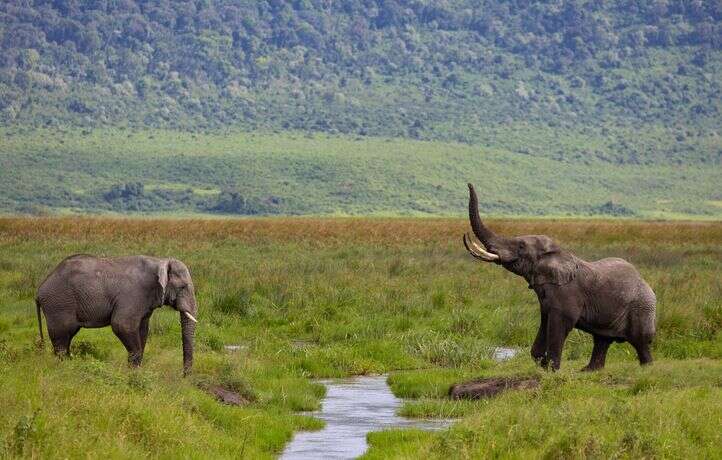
531,311,548,367
545,308,574,371
631,336,653,366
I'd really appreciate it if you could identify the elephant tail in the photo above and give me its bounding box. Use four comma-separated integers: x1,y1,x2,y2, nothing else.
35,298,44,347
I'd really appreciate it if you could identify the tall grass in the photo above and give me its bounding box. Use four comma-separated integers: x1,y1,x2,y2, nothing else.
0,217,720,458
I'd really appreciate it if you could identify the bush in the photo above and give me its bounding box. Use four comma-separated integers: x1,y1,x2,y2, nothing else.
207,190,281,215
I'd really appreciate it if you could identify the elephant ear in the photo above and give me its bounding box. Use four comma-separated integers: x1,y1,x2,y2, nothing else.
532,252,578,287
157,259,170,300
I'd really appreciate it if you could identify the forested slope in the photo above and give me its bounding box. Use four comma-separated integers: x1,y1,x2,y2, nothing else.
1,2,720,156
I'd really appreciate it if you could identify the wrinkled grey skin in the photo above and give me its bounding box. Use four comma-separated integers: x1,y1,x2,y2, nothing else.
464,184,656,371
36,255,198,375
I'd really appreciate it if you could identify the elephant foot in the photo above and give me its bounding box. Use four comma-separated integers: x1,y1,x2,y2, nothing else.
580,364,603,372
127,353,143,367
548,358,561,371
53,349,71,360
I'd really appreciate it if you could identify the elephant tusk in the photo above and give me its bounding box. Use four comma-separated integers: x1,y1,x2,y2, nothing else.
183,312,198,323
470,238,499,261
464,233,500,262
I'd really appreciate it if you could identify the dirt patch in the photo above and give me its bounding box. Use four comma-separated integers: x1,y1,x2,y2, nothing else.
208,385,250,406
449,376,539,400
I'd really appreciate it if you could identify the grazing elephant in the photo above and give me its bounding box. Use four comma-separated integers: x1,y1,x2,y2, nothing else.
36,254,198,374
463,184,656,371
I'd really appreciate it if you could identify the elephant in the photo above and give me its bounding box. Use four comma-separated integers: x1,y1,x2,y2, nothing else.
36,254,198,374
462,184,656,371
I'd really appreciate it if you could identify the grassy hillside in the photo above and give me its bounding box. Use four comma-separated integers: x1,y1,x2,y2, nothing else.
0,217,720,457
2,127,720,218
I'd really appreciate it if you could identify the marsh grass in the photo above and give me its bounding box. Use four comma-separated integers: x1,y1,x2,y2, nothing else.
0,217,720,458
371,360,722,459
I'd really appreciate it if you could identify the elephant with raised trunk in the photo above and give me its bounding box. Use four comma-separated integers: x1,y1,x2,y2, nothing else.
36,255,198,374
463,184,656,371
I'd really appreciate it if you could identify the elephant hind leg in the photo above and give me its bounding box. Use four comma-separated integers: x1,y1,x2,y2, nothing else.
48,324,80,358
112,321,143,367
139,315,151,356
581,335,612,371
545,309,575,371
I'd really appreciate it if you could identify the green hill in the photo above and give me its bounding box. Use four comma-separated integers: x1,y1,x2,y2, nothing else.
0,1,720,217
1,127,719,218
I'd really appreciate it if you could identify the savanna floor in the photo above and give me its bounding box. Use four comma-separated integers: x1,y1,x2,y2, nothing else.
0,217,720,458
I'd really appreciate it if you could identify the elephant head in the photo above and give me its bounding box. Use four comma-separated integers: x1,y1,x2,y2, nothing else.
463,183,578,288
158,259,198,375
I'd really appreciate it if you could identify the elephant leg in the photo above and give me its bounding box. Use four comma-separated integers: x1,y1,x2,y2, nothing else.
631,336,653,366
139,315,150,356
545,309,574,371
582,335,612,371
47,322,80,358
531,311,548,367
112,320,143,367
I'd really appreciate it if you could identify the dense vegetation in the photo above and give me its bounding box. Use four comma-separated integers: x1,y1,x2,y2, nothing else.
1,1,720,218
2,128,721,218
1,1,720,164
0,217,720,457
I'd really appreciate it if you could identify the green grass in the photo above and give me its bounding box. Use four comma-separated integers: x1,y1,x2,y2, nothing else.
366,360,722,459
0,217,720,458
1,127,720,218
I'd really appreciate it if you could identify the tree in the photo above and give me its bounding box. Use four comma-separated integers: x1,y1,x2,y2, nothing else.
18,49,39,71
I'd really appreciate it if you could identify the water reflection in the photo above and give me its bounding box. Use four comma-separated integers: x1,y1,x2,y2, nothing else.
492,346,518,361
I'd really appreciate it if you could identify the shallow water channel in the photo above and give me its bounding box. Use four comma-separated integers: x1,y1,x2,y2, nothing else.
280,375,451,459
280,347,517,459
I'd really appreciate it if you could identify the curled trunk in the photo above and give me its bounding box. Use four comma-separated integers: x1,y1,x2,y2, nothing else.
468,183,498,246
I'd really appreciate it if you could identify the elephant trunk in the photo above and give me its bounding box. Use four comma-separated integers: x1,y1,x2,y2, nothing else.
180,301,197,376
468,183,498,246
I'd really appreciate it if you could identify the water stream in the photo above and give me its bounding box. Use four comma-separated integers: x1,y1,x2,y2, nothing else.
280,347,518,459
280,375,450,459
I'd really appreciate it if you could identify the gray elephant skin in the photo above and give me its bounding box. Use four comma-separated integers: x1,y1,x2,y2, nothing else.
36,254,198,374
463,184,656,371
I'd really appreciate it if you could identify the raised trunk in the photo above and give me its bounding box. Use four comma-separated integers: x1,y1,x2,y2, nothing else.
468,183,497,246
180,310,195,376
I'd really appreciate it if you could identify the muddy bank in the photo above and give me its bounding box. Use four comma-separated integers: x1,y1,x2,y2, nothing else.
449,376,539,400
